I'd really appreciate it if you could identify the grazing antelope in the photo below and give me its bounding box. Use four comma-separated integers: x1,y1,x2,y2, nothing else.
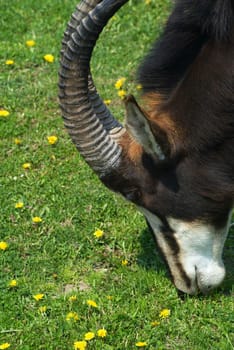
59,0,234,295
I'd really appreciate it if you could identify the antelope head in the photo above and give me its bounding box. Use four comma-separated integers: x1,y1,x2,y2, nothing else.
59,0,234,295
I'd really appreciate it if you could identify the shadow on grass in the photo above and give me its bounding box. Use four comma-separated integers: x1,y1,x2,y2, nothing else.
137,225,234,296
136,226,169,274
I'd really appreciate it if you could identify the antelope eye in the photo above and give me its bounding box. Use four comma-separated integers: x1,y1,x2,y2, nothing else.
124,189,141,202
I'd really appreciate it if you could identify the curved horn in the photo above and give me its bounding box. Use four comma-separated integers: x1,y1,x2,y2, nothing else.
61,0,126,141
59,0,128,176
61,0,123,135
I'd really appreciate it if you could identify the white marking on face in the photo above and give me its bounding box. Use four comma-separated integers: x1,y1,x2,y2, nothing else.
140,208,231,295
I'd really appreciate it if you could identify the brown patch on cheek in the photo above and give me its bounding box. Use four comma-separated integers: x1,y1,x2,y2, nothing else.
119,131,143,165
142,92,183,154
142,92,165,111
153,114,180,153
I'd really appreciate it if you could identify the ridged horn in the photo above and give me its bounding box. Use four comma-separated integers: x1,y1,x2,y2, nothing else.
59,0,128,176
61,0,101,55
61,0,123,135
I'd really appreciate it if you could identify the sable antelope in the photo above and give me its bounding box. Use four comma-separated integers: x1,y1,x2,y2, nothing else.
59,0,234,295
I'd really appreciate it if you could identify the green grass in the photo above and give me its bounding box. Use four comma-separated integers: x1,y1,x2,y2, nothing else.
0,1,233,349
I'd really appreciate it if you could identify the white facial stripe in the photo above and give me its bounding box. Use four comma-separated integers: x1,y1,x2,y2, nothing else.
139,207,193,293
140,207,231,294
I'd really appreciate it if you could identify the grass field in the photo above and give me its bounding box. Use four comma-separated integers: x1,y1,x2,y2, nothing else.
0,0,233,349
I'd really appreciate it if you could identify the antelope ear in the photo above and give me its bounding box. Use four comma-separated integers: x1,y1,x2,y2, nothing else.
124,95,165,160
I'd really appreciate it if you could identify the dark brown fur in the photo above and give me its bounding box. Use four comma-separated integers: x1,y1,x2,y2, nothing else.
102,1,234,229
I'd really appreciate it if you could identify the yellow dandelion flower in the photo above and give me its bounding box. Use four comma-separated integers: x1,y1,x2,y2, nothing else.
97,329,107,338
8,279,17,288
32,216,42,224
15,202,24,209
0,110,10,118
47,135,58,145
121,259,128,266
151,320,160,327
84,332,95,341
44,54,54,63
117,89,127,99
5,60,14,65
74,341,87,350
69,295,77,302
104,99,111,105
159,308,171,318
66,311,79,321
38,306,47,313
136,84,142,90
26,40,35,47
0,343,11,350
87,299,98,308
33,293,44,301
0,242,8,251
22,162,31,169
93,229,104,238
115,77,126,89
136,341,147,347
14,138,22,145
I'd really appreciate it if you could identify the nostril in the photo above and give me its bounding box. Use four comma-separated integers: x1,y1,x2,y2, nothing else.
194,265,199,289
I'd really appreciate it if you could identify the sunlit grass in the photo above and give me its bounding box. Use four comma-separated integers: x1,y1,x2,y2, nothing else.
0,1,233,349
